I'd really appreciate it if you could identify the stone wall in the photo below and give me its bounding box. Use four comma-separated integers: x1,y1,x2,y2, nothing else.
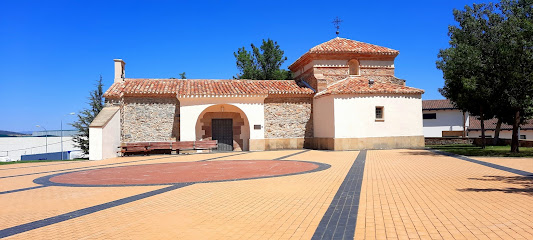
360,68,395,76
121,97,179,142
315,66,349,86
264,96,313,138
425,137,474,145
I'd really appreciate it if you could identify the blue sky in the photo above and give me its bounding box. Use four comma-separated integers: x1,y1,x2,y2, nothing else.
0,0,491,132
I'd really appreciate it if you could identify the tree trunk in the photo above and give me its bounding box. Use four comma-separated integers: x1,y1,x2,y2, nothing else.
511,110,520,153
493,118,502,145
480,109,486,149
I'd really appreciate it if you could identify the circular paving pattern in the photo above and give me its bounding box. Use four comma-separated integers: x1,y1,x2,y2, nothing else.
46,160,323,186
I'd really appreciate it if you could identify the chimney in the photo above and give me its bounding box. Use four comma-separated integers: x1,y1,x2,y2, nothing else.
114,59,125,83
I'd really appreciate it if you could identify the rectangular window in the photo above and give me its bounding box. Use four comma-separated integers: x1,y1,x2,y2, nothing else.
423,113,437,119
375,106,384,121
520,135,526,139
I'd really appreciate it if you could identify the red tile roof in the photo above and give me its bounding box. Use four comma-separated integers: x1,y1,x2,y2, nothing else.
422,99,458,110
469,117,533,131
104,79,315,98
289,37,399,71
315,76,424,97
309,37,399,55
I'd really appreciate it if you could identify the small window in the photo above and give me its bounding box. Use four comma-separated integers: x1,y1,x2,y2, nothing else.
375,106,384,121
423,113,437,119
349,59,360,76
520,135,526,139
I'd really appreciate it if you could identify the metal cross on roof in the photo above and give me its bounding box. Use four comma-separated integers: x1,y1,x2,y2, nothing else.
332,17,343,36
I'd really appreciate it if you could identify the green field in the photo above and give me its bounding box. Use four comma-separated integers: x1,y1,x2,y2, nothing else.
427,144,533,157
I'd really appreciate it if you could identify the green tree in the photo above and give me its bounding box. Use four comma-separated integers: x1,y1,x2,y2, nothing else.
71,76,104,155
179,72,187,79
494,0,533,152
438,0,533,152
234,39,291,80
437,3,499,148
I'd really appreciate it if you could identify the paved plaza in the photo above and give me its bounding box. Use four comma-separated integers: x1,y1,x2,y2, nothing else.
0,149,532,239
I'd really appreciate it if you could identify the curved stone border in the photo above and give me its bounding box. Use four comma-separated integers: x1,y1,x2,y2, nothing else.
34,160,331,188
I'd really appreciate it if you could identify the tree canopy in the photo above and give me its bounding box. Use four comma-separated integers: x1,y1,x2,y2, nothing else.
71,76,104,155
234,39,291,80
437,0,533,152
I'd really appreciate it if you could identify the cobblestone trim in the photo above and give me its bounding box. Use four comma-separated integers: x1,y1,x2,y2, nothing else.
313,150,367,240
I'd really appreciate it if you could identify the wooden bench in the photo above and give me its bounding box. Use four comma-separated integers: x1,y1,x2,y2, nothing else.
120,140,218,155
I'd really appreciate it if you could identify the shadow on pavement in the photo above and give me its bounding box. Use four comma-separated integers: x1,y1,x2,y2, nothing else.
458,175,533,196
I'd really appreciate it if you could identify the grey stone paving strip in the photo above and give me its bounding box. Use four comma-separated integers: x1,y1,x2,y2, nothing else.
312,150,367,240
0,184,190,238
428,149,533,176
0,186,47,195
274,149,311,160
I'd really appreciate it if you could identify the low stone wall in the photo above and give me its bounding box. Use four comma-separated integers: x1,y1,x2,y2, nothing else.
264,96,313,139
425,137,473,145
121,97,179,142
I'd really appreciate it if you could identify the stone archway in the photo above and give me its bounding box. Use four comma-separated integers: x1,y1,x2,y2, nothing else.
195,104,250,151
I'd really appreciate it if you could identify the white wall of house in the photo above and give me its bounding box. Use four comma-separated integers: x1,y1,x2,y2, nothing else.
0,136,81,161
332,94,423,138
179,96,266,142
423,110,467,137
313,96,335,138
468,129,533,140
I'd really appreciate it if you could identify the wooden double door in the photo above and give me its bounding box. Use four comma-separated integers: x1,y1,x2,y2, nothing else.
211,119,233,151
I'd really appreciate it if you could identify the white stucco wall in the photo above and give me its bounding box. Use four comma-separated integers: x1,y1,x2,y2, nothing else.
179,96,266,142
313,96,335,138
0,136,81,161
332,94,423,138
89,108,121,160
468,129,533,140
423,110,467,137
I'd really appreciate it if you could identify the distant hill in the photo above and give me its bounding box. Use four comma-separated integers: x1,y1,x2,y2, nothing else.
0,130,30,137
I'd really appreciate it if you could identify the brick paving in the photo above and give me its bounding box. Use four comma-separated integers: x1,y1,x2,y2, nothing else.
0,149,532,239
471,157,533,173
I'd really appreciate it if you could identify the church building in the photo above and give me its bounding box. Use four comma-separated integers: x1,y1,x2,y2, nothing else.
89,37,424,160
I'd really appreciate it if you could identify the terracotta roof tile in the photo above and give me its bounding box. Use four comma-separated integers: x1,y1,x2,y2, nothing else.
422,99,457,110
315,76,424,97
309,37,399,55
289,37,399,70
104,79,315,98
469,117,533,131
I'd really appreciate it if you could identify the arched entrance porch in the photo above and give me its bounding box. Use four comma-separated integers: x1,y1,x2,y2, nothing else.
195,104,250,151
